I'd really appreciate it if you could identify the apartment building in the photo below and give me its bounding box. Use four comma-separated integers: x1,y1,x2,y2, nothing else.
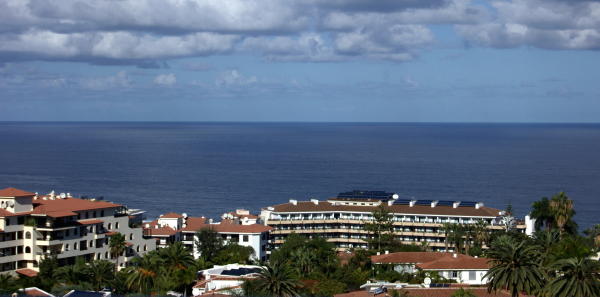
260,190,530,251
143,210,272,261
0,187,156,274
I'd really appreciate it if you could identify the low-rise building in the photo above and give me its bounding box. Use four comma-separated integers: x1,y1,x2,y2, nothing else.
261,190,529,251
0,187,156,274
144,212,272,261
192,264,262,296
371,251,491,285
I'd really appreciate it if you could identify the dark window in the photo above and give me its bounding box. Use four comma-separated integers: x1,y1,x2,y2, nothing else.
242,235,249,242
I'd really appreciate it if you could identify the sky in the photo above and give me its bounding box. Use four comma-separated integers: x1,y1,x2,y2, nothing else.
0,0,599,122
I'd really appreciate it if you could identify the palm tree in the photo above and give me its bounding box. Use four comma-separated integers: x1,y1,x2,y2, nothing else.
109,232,127,272
290,247,315,277
532,230,560,266
0,273,16,294
474,219,489,247
254,261,301,297
544,257,600,297
87,260,115,291
531,197,555,231
549,192,575,235
126,252,163,295
584,224,600,249
159,242,196,295
442,223,453,252
485,236,545,297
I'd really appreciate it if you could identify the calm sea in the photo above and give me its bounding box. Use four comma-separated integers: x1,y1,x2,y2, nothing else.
0,122,598,229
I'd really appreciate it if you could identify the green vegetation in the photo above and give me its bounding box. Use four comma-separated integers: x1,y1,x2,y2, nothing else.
484,192,600,297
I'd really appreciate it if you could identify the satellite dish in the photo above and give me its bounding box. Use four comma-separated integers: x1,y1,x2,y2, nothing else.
424,277,432,286
392,194,399,199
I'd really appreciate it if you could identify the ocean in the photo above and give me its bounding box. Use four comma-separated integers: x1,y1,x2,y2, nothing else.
0,122,598,230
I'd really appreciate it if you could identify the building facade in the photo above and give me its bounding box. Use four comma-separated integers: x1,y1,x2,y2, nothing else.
0,187,156,274
143,210,272,261
260,190,529,251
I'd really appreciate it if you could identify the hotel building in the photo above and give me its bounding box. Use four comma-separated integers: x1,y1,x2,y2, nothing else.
0,187,156,275
143,209,272,261
261,190,531,251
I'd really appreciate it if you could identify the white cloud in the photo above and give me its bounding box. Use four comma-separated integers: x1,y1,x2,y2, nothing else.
80,71,132,90
215,70,257,87
154,73,177,86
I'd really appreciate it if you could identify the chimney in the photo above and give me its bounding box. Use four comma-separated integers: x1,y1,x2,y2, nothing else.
431,200,439,208
310,199,319,205
289,199,297,206
387,200,393,206
376,252,381,256
475,202,484,209
453,201,461,208
385,250,389,254
409,200,417,207
452,253,458,258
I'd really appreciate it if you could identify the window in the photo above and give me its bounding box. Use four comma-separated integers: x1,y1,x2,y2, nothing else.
100,210,104,217
129,233,134,240
451,271,458,278
65,244,69,251
469,271,476,280
108,223,112,229
25,232,31,239
242,235,249,242
115,222,119,229
25,246,31,253
74,242,78,250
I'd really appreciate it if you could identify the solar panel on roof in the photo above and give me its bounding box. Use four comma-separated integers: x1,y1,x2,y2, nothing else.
337,190,395,200
393,199,412,205
459,201,477,207
437,200,454,206
415,200,433,205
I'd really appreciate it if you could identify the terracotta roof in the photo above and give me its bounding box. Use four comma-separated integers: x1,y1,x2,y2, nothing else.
371,252,450,264
0,187,35,197
125,242,134,247
31,197,121,215
417,255,491,270
145,226,178,236
161,212,184,219
16,268,39,278
38,210,78,218
21,287,55,297
182,218,272,234
268,201,500,217
77,219,104,225
335,288,526,297
180,217,207,232
105,231,118,236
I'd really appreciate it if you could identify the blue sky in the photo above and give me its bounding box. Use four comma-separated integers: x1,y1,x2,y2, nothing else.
0,0,599,122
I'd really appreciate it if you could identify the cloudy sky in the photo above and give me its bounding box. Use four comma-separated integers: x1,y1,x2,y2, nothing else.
0,0,599,122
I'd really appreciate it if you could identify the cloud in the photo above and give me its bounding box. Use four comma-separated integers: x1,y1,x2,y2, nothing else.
154,73,177,86
457,0,600,50
215,70,257,87
80,71,132,90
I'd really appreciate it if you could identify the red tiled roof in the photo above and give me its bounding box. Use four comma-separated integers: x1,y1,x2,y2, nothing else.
105,231,118,236
335,288,527,297
31,197,121,215
0,187,35,197
16,268,39,278
125,242,134,247
161,212,184,219
77,219,104,225
371,252,450,264
21,287,54,297
182,218,272,234
269,201,500,217
181,217,207,232
417,255,491,270
145,226,178,236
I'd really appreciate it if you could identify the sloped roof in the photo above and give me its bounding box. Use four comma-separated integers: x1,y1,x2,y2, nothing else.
161,212,184,219
145,226,178,236
371,252,446,264
16,268,39,278
335,288,528,297
31,197,121,216
417,254,491,270
0,187,35,197
268,201,500,217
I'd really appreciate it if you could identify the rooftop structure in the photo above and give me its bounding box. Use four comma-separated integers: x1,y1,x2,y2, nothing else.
261,190,529,251
0,187,156,274
192,264,262,296
371,252,491,285
143,211,272,261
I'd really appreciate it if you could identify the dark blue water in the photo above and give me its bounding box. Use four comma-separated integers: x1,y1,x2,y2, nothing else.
0,122,598,230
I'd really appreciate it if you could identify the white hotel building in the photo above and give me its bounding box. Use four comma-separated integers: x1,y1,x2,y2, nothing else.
261,190,531,251
0,187,156,275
